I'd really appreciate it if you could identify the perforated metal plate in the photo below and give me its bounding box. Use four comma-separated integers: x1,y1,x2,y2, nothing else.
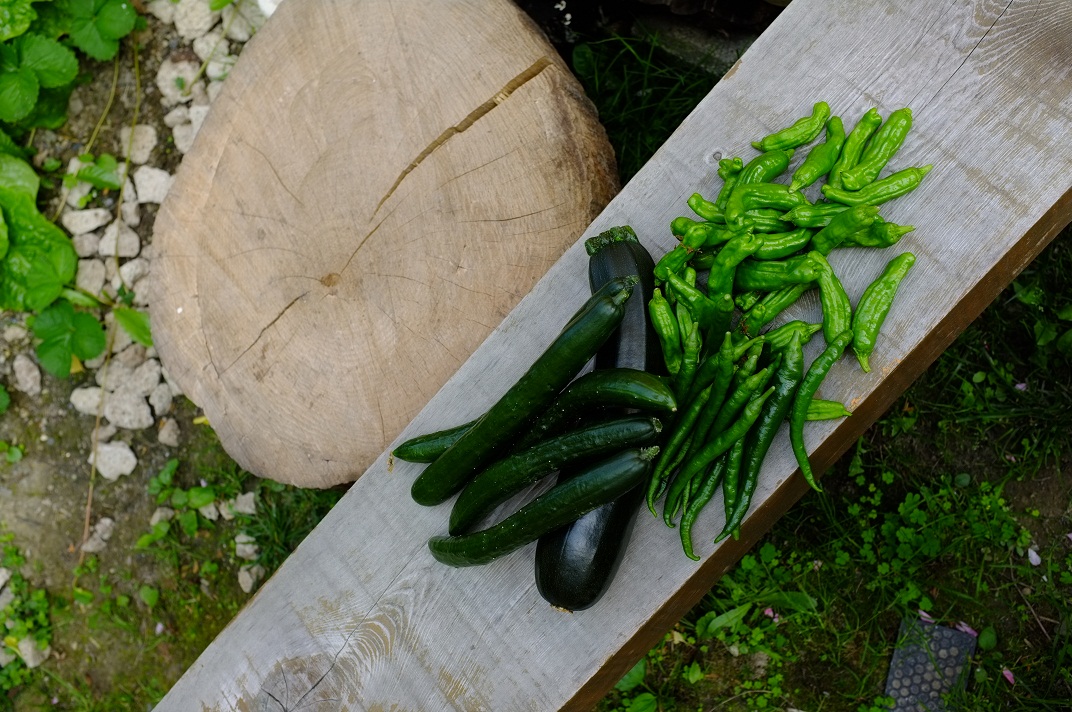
885,618,976,710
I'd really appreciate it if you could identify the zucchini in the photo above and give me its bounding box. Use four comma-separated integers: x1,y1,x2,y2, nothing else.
428,447,658,567
535,227,660,610
410,276,636,506
449,415,662,535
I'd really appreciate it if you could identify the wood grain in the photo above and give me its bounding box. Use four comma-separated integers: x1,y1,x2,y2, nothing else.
153,0,1072,709
149,0,618,488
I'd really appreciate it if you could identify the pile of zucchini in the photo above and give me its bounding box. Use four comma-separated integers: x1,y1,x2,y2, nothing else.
394,227,676,610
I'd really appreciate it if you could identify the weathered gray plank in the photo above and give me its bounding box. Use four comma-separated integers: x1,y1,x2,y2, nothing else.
155,0,1072,709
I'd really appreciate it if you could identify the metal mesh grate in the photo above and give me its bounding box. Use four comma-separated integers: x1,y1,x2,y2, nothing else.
884,618,976,711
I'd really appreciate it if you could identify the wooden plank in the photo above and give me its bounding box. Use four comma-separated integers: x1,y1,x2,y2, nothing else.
154,0,1072,709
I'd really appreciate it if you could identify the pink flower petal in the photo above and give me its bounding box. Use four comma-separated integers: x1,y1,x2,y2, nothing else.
763,607,775,618
1028,548,1042,566
919,609,935,624
1066,533,1072,544
955,621,978,637
1003,668,1015,685
1015,382,1028,392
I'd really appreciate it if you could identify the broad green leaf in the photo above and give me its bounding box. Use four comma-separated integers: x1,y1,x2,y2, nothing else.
209,0,234,9
72,586,94,604
68,14,117,60
0,209,8,260
70,309,105,359
0,126,22,157
138,585,159,608
22,82,74,129
25,1,71,40
19,33,77,87
978,626,997,651
0,0,37,41
157,458,179,486
757,590,818,613
135,521,170,549
4,444,21,463
614,658,646,693
64,0,136,60
29,299,100,378
1056,304,1072,322
95,0,136,39
0,385,8,415
0,63,38,122
186,486,216,510
169,488,188,508
60,286,103,308
695,603,752,639
0,187,77,311
113,306,152,346
0,152,39,198
1056,328,1072,356
75,153,121,189
625,693,658,712
178,509,198,538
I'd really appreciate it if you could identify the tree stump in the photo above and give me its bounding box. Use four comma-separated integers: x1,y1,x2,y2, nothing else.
149,0,619,488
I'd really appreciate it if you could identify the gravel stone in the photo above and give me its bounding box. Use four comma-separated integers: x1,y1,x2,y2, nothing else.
193,29,228,62
173,0,220,41
232,491,257,515
238,564,265,593
145,0,176,23
70,386,104,416
99,220,141,257
12,354,41,396
95,360,135,391
115,257,151,290
149,382,173,417
163,106,189,127
158,417,181,447
234,533,258,560
115,343,147,370
2,325,27,342
155,59,201,106
0,647,16,668
118,124,158,164
222,0,268,42
198,502,220,521
150,507,175,526
189,104,211,133
207,55,236,82
120,201,141,227
72,232,101,257
207,80,225,103
173,123,198,154
0,587,13,613
132,166,173,204
161,365,184,397
76,258,106,295
0,568,12,590
16,638,50,669
80,517,115,553
130,358,163,397
89,441,137,480
103,385,155,430
61,208,112,235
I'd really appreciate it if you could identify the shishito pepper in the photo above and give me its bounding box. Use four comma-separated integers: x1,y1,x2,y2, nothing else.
822,165,933,207
789,116,846,192
827,107,883,191
852,251,916,372
809,204,880,255
752,101,831,152
789,329,853,492
840,106,913,190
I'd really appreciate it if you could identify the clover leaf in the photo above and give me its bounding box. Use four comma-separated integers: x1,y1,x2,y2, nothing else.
30,298,106,378
61,0,137,61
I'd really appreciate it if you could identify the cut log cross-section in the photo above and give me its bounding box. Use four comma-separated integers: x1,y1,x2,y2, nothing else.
150,0,619,488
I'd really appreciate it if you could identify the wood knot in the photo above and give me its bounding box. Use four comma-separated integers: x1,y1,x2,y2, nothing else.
319,273,340,287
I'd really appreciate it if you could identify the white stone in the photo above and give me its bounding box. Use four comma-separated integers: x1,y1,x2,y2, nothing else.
61,208,112,235
88,441,137,480
72,232,100,257
234,533,258,560
257,0,280,18
206,55,236,82
103,386,155,430
222,0,268,42
149,382,173,417
173,0,220,40
115,257,151,289
95,359,134,391
172,123,197,154
188,104,211,134
16,638,50,669
12,354,41,396
232,491,258,515
158,417,180,447
207,80,225,103
129,358,162,397
94,422,117,443
2,325,27,343
120,201,140,227
0,568,11,591
98,220,140,257
114,344,146,370
198,502,219,521
238,564,265,594
132,166,173,204
163,106,189,127
133,279,152,307
0,587,14,614
80,517,115,553
118,124,158,164
193,29,228,62
145,0,175,23
69,386,104,416
65,180,93,209
155,59,201,106
161,365,184,397
0,647,17,667
75,259,106,295
150,507,175,526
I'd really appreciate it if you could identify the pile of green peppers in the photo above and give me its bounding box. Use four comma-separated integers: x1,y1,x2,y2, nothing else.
648,101,928,559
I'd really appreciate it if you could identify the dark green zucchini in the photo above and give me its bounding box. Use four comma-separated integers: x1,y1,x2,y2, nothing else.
428,447,658,567
410,276,636,506
449,415,662,535
535,227,660,611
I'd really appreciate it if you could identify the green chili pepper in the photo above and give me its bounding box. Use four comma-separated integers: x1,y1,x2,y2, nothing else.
654,245,693,282
806,398,853,420
737,149,795,186
734,253,824,292
647,383,710,517
789,116,846,192
649,288,682,375
841,218,914,249
780,202,849,228
762,320,823,353
822,165,933,207
680,454,727,561
852,251,916,372
667,271,720,330
675,386,775,487
687,193,725,223
715,330,804,543
735,290,763,312
674,322,703,399
752,101,831,152
827,107,882,191
725,183,809,225
707,227,763,297
809,204,880,255
754,227,815,260
840,107,913,190
790,329,853,492
714,157,745,211
740,283,815,335
718,439,745,544
809,251,853,345
685,330,754,405
706,365,773,443
742,209,795,234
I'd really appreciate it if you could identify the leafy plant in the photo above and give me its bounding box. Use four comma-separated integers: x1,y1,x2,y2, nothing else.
56,0,137,61
27,298,105,377
0,31,78,123
0,534,53,696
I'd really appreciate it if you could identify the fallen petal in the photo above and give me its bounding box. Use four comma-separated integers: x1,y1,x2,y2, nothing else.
1066,533,1072,544
1003,668,1015,685
1028,548,1042,566
955,621,978,637
919,609,935,624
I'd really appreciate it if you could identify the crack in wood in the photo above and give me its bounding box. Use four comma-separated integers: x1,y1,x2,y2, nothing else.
222,291,309,374
917,0,1014,109
372,56,555,215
